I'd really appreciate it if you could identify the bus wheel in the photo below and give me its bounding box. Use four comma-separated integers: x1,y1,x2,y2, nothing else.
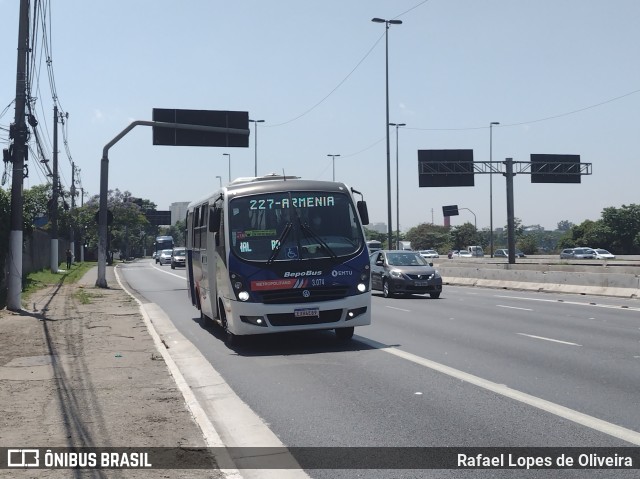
219,302,238,346
335,327,354,341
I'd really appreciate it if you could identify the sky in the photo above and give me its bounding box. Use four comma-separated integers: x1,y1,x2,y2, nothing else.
1,0,639,232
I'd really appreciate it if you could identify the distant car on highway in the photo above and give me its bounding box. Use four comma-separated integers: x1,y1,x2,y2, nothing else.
494,249,526,258
560,247,595,259
370,250,443,299
157,249,173,266
592,248,615,260
418,249,439,259
171,247,186,269
451,250,473,258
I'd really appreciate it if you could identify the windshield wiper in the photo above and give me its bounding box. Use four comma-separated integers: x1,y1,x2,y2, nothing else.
267,222,292,264
299,221,338,261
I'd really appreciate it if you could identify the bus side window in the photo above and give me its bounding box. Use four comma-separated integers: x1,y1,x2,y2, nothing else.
209,208,221,233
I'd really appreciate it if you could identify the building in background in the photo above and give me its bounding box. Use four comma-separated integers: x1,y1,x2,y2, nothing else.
170,202,189,225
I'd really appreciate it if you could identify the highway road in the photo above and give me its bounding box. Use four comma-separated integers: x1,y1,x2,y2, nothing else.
118,259,640,478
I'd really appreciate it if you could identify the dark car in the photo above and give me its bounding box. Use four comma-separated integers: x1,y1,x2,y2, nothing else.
170,247,186,269
370,250,443,299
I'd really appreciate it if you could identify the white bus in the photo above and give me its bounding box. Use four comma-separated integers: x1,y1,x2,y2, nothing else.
186,174,372,344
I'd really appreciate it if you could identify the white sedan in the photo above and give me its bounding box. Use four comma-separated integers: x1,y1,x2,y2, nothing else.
419,249,439,259
452,250,473,258
593,248,615,259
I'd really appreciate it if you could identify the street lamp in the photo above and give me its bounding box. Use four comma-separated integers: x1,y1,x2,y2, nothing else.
249,119,265,176
489,121,500,258
327,154,341,181
216,175,222,187
372,17,402,249
223,153,231,183
389,122,406,249
459,207,477,232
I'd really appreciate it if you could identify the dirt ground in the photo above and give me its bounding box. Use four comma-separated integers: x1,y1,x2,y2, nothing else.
0,266,225,478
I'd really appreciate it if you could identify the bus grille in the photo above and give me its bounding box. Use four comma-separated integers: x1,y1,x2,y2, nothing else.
259,286,349,304
267,309,343,326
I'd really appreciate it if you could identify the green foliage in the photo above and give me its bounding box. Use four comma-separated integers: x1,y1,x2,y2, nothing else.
557,205,640,254
517,234,539,255
21,261,96,307
451,222,479,250
0,188,10,305
556,220,574,232
161,219,186,247
404,223,453,252
73,189,153,257
601,204,640,253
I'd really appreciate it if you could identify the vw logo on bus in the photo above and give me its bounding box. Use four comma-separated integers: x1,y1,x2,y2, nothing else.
302,290,311,298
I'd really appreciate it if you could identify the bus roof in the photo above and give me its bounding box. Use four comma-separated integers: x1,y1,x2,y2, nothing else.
188,175,354,209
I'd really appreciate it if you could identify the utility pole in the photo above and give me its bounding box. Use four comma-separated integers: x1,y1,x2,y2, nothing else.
50,105,59,273
70,162,76,264
79,187,84,262
7,0,31,311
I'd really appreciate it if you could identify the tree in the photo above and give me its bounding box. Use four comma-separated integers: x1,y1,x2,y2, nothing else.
601,204,640,254
161,219,186,247
556,220,574,232
74,189,153,258
450,222,478,250
23,184,51,235
404,223,453,253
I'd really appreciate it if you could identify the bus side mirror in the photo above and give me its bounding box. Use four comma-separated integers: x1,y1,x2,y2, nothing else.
209,208,221,233
357,201,369,225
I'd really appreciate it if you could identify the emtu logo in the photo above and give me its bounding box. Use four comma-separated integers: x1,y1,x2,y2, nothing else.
7,449,39,467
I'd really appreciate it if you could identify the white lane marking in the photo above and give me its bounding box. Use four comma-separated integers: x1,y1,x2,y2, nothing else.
385,306,411,312
356,336,640,445
494,294,640,312
517,333,582,346
152,264,185,280
496,304,533,311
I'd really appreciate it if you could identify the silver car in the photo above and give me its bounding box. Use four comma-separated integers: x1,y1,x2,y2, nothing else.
560,247,595,259
158,249,173,266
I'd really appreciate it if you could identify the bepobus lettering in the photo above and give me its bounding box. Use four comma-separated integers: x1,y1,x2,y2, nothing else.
283,270,322,278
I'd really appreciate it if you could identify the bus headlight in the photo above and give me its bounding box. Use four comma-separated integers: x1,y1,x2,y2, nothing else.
358,263,370,293
230,272,250,301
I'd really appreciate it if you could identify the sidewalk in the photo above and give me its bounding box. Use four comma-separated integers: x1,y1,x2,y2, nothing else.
0,265,225,478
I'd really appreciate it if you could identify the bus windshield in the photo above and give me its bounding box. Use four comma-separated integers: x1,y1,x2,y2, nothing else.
228,191,364,262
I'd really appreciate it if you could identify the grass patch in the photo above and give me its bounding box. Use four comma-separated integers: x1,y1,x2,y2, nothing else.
74,288,93,305
21,261,97,306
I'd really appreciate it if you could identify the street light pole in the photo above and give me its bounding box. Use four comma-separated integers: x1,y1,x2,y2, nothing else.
216,175,222,187
389,122,405,249
489,121,500,257
372,17,402,249
327,154,341,181
459,207,477,233
223,153,231,183
249,119,264,176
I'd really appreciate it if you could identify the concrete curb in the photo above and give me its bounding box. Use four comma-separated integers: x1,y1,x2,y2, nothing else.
444,276,640,298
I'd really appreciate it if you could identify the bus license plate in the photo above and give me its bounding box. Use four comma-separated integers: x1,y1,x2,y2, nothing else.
294,308,320,318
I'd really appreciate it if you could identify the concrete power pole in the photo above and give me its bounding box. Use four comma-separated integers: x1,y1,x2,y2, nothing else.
7,0,31,311
70,162,76,264
50,105,59,272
